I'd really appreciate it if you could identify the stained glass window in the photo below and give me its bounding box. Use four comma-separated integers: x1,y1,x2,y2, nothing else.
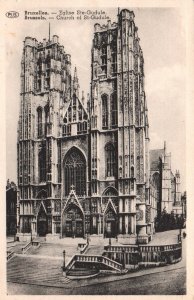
64,148,86,196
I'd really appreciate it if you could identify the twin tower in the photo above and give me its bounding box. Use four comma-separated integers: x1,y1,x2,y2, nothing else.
17,9,154,244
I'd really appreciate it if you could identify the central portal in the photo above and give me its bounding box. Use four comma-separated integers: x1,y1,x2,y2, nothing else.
37,206,48,236
104,208,117,238
63,204,84,237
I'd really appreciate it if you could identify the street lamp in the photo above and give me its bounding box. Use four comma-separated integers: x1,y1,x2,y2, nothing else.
31,227,33,242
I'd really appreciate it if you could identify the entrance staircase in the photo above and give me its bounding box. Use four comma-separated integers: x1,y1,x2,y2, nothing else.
7,241,28,255
65,254,126,276
26,242,80,263
7,255,71,286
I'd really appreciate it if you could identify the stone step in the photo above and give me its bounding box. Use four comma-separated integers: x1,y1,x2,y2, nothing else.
7,256,67,286
7,242,28,254
27,242,79,260
67,268,98,277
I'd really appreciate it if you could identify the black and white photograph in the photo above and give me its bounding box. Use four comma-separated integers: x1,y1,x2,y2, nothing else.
2,0,192,296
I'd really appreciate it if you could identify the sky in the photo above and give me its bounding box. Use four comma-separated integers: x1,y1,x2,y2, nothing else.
5,7,186,190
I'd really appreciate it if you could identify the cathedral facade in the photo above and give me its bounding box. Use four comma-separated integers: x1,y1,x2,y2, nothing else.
17,9,156,243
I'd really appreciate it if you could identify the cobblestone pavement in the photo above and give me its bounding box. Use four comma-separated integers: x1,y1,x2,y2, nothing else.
6,230,186,295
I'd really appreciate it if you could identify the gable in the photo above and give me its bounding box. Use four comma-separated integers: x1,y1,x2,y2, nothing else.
63,94,88,124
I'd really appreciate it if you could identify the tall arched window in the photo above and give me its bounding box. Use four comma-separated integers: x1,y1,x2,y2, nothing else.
103,186,118,196
111,93,117,127
105,143,116,177
44,105,49,135
102,94,108,129
39,144,46,182
64,147,86,196
37,107,43,138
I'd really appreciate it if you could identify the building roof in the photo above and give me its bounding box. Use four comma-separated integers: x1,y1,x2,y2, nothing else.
149,149,164,171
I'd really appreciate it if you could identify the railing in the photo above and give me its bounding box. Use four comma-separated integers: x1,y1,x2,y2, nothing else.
65,242,182,275
104,245,138,253
138,243,181,253
139,242,182,264
65,255,77,272
103,251,139,266
103,242,182,266
80,243,89,254
7,251,15,261
32,241,40,247
22,241,32,254
65,254,123,273
75,255,123,271
78,243,86,249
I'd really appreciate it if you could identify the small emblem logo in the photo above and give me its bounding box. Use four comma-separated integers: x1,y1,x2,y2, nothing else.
6,11,19,18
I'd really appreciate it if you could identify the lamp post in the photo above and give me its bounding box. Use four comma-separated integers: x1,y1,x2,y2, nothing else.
63,250,66,268
62,250,66,276
31,227,33,242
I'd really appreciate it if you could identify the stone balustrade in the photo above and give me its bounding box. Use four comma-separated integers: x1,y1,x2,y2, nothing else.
103,242,182,266
105,245,138,252
22,241,32,254
64,242,182,277
65,254,123,273
7,251,15,261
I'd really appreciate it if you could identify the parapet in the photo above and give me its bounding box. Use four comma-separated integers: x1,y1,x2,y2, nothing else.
24,37,38,47
52,35,59,44
94,21,118,32
119,9,135,21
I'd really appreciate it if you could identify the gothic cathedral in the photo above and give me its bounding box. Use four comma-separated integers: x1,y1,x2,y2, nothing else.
17,9,156,244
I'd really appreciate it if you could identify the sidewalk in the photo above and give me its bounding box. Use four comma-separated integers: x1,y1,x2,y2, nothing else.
61,238,186,290
149,229,180,245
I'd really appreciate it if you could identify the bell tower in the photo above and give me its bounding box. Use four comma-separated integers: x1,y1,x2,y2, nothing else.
90,9,151,242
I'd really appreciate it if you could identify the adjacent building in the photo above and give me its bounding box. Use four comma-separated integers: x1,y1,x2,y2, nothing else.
6,180,17,236
149,142,183,217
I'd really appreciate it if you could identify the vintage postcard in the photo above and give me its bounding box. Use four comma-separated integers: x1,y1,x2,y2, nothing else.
0,0,193,297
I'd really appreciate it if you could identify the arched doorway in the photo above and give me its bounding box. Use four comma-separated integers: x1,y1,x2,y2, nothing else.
104,207,117,238
64,147,86,196
63,204,84,237
37,205,48,236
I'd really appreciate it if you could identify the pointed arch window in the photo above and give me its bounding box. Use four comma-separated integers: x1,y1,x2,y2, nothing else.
102,94,108,129
37,107,43,138
39,143,46,182
111,92,117,127
64,148,86,196
44,105,50,135
103,186,118,196
105,143,116,177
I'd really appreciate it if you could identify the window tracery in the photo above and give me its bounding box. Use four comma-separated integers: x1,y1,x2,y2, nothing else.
64,148,86,196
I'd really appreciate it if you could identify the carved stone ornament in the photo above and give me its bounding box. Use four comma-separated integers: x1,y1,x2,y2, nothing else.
136,208,143,221
94,33,101,49
146,206,151,223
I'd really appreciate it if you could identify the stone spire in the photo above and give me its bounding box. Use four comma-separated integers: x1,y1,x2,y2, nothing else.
81,90,85,107
72,66,80,98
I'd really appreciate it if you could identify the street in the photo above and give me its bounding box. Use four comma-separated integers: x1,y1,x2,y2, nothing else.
7,266,186,295
7,231,186,295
